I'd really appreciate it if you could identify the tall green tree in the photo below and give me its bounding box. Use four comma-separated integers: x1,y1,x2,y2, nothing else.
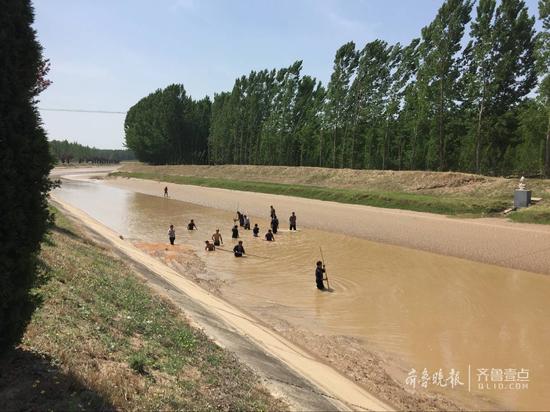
0,0,54,351
537,0,550,175
463,0,537,173
419,0,472,170
463,0,498,172
325,42,358,168
125,84,208,164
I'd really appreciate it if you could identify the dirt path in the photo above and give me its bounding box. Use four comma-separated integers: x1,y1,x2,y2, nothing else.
50,193,393,412
106,176,550,275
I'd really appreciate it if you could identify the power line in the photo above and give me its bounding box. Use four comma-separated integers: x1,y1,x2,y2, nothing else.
38,107,127,114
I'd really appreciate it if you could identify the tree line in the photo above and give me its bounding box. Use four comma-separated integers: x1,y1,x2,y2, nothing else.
125,0,550,177
49,139,135,164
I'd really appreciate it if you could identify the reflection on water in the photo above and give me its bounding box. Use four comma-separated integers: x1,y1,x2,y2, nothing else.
54,178,550,411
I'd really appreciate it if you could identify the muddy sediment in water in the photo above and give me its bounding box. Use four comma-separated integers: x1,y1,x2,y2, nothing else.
54,175,550,411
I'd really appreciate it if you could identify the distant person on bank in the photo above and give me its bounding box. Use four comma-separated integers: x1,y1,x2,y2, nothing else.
164,186,169,197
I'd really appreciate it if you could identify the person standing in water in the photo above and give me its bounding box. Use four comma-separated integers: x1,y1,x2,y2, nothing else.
315,261,327,291
270,205,276,219
204,240,216,251
168,224,176,245
253,224,260,237
244,215,251,230
231,224,239,239
212,229,223,246
265,229,275,241
236,211,245,227
289,212,297,231
271,215,279,234
233,240,245,257
164,186,169,197
187,219,197,230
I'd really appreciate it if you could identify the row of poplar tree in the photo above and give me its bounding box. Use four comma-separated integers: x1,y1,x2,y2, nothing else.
49,140,135,164
125,0,550,176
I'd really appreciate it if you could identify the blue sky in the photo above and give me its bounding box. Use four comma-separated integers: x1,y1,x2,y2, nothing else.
34,0,541,150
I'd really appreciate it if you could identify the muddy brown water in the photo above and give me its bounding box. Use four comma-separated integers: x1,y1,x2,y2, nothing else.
54,176,550,411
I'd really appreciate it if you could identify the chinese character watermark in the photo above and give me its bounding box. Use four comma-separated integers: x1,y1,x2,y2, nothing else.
405,366,529,392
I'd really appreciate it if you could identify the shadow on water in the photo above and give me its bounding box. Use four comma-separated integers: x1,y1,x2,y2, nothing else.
0,348,115,411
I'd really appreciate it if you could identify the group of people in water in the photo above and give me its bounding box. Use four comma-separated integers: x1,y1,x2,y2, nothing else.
165,189,329,290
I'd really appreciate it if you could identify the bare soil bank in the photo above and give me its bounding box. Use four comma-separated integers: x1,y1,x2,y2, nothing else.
118,163,550,198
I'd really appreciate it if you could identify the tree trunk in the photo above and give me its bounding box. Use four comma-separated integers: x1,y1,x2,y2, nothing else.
239,129,244,164
319,129,323,167
545,109,550,177
438,78,445,171
332,129,337,168
475,81,487,174
382,117,389,170
410,122,418,170
398,134,403,171
475,101,484,174
341,125,349,169
350,126,356,169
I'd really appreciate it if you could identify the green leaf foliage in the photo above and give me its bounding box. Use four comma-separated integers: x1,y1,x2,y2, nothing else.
0,0,54,352
125,0,548,177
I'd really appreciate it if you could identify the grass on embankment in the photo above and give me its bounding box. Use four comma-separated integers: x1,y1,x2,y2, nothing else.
111,171,510,216
0,206,284,411
509,204,550,224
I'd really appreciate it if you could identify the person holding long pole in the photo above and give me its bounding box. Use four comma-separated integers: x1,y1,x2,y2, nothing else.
319,247,330,290
315,260,326,290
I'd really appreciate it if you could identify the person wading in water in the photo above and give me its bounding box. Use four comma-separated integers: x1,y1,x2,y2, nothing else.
168,224,176,245
265,229,275,241
271,215,279,234
204,240,216,251
236,211,245,227
253,224,260,237
289,212,297,231
231,224,239,239
315,261,327,291
187,219,197,230
233,241,245,257
212,229,223,246
270,205,276,219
